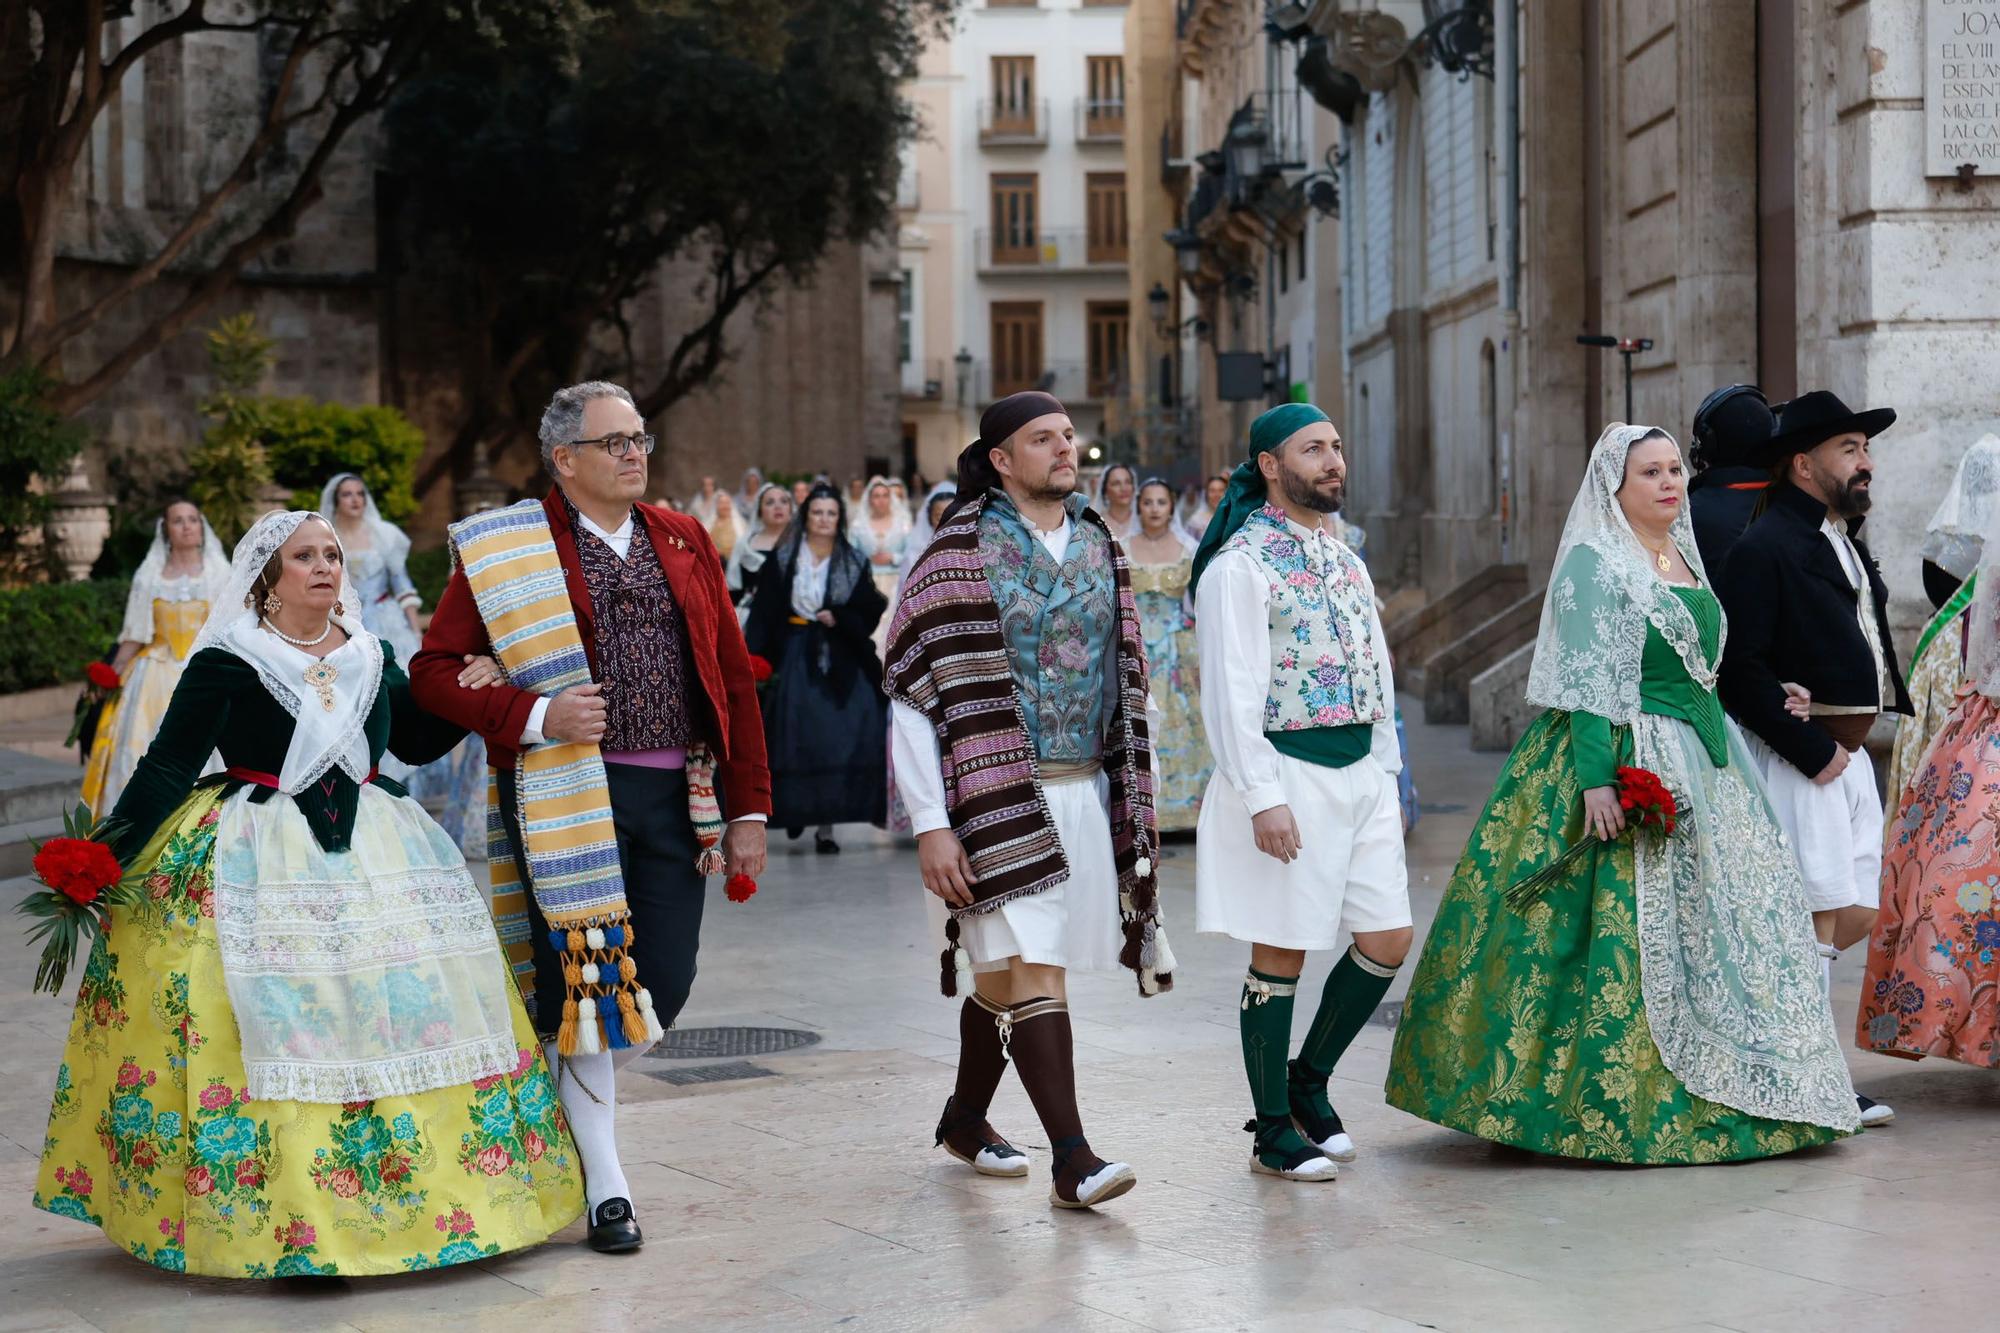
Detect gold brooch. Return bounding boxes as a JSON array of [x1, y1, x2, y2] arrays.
[[303, 659, 339, 711]]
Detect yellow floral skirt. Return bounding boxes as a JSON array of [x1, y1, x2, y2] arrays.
[[33, 788, 584, 1277]]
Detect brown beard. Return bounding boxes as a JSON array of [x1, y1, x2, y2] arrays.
[[1278, 463, 1344, 514]]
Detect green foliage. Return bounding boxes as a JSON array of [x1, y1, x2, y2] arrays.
[[185, 315, 277, 547], [182, 313, 427, 541], [384, 0, 957, 444], [0, 580, 129, 693], [0, 365, 88, 536], [262, 399, 428, 522], [407, 545, 454, 609]]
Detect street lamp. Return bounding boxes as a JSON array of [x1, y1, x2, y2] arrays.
[[1164, 228, 1204, 277], [954, 346, 973, 405], [1146, 282, 1171, 332], [1225, 113, 1269, 183]]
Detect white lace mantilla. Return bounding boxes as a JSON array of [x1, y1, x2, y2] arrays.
[[210, 785, 517, 1105], [1526, 424, 1722, 725], [1630, 713, 1861, 1133]]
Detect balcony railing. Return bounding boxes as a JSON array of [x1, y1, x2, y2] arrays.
[[1076, 98, 1125, 143], [977, 98, 1049, 145], [975, 227, 1129, 272], [900, 358, 945, 400], [970, 360, 1110, 405]]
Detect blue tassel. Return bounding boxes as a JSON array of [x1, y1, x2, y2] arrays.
[[604, 1012, 631, 1049]]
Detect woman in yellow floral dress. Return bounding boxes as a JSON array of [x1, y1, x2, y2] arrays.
[[81, 501, 230, 814], [1127, 478, 1210, 830], [1385, 425, 1858, 1163], [36, 511, 583, 1277]]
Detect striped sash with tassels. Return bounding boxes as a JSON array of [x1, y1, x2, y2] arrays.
[[449, 499, 680, 1056]]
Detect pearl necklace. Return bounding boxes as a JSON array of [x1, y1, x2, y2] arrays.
[[264, 617, 333, 648]]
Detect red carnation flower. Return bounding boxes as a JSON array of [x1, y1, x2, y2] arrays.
[[725, 873, 758, 904], [33, 837, 122, 907], [85, 662, 121, 690], [748, 654, 774, 683]]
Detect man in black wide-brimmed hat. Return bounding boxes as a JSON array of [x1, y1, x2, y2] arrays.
[[1717, 389, 1910, 1130]]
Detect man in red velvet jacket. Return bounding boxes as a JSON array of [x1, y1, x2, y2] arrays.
[[412, 380, 769, 1253]]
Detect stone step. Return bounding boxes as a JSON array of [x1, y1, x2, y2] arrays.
[[0, 814, 66, 879], [0, 747, 83, 828]]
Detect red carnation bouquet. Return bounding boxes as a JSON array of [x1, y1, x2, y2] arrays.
[[724, 873, 758, 904], [64, 660, 123, 748], [747, 655, 775, 689], [1504, 765, 1681, 911], [19, 804, 141, 995]]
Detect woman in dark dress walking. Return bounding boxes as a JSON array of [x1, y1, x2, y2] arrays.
[[746, 482, 889, 851]]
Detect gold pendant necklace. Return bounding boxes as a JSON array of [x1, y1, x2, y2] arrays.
[[1640, 538, 1673, 575], [302, 659, 339, 711]]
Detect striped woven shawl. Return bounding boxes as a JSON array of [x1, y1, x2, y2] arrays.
[[883, 491, 1173, 997], [448, 500, 672, 1056]]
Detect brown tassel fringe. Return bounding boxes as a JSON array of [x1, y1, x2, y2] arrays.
[[939, 916, 962, 997]]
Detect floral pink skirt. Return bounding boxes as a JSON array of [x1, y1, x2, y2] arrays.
[[1858, 690, 2000, 1067]]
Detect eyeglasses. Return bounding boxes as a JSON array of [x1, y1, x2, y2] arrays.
[[569, 432, 657, 458]]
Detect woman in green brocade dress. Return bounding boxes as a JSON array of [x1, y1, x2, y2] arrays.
[[1385, 424, 1859, 1164]]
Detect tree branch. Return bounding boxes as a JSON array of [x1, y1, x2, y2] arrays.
[[31, 14, 333, 359], [633, 248, 786, 419]]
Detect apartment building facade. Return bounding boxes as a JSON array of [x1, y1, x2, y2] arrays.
[[898, 0, 1136, 485]]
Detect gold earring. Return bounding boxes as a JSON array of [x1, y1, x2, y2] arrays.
[[264, 590, 283, 614], [333, 599, 345, 617]]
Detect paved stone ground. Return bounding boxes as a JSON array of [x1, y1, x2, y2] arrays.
[[3, 700, 1995, 1331]]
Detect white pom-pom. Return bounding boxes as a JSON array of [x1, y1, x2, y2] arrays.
[[636, 987, 656, 1013], [580, 962, 600, 985], [1154, 927, 1179, 976], [953, 947, 971, 971], [1134, 856, 1153, 878], [576, 1019, 602, 1055], [585, 927, 606, 951]]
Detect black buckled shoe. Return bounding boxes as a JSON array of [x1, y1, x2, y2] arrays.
[[934, 1095, 1030, 1177], [587, 1197, 643, 1253]]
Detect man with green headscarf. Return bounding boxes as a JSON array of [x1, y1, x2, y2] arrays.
[[1190, 403, 1411, 1182]]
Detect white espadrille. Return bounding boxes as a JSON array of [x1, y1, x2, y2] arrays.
[[1051, 1160, 1136, 1209]]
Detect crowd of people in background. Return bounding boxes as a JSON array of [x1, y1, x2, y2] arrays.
[[660, 460, 1401, 854]]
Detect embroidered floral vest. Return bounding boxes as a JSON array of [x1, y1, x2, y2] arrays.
[[1221, 504, 1388, 731], [978, 492, 1118, 761]]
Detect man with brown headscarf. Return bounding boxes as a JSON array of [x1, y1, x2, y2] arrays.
[[884, 391, 1174, 1211]]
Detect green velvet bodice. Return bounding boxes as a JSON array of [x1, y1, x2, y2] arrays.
[[1569, 584, 1728, 789], [102, 643, 464, 862]]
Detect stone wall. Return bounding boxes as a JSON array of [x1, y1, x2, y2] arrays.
[[1794, 0, 2000, 642]]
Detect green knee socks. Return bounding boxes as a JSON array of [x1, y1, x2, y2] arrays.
[[1239, 968, 1315, 1162], [1297, 943, 1400, 1081]]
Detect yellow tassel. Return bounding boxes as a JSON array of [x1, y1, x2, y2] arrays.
[[556, 997, 579, 1056], [621, 1003, 648, 1046]]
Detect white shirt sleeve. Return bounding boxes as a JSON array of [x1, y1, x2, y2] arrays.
[[519, 695, 550, 746], [1363, 564, 1402, 775], [890, 699, 952, 836], [1195, 549, 1290, 816]]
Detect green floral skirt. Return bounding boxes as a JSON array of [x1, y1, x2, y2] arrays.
[[34, 787, 585, 1276], [1384, 711, 1845, 1164]]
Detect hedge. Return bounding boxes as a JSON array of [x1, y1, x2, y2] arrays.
[[0, 579, 130, 694], [407, 545, 453, 610]]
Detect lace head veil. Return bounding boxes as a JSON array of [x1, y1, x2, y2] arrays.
[[1921, 433, 2000, 583], [121, 503, 233, 644], [1524, 423, 1721, 725], [319, 472, 412, 564], [1966, 501, 2000, 700], [195, 511, 365, 655]]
